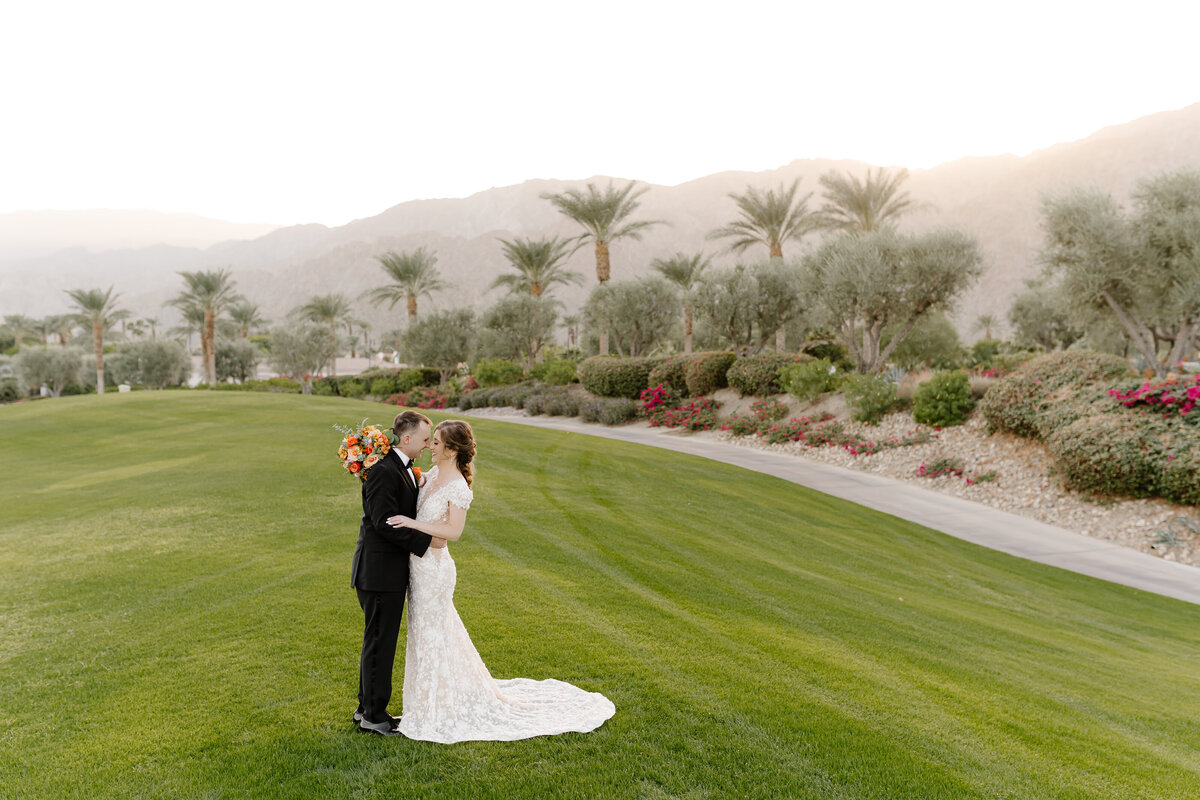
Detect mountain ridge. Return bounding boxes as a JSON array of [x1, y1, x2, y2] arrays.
[[4, 102, 1199, 337]]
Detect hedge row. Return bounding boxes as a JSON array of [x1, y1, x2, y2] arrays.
[[579, 351, 768, 399], [315, 367, 441, 398]]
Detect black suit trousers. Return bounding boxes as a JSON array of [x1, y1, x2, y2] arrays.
[[357, 587, 407, 723]]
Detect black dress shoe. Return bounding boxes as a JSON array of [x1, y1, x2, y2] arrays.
[[354, 709, 399, 725], [357, 718, 402, 736]]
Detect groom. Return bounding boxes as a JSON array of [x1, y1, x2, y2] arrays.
[[351, 410, 434, 736]]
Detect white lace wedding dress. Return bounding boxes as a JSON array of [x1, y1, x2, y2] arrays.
[[398, 466, 616, 743]]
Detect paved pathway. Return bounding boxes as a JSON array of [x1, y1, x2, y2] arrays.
[[463, 412, 1200, 607]]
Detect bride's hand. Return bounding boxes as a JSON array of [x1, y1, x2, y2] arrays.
[[387, 514, 413, 528], [429, 537, 448, 549]]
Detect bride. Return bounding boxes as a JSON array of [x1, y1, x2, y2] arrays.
[[385, 419, 615, 743]]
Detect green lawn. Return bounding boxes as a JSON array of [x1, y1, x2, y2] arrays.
[[2, 392, 1199, 799]]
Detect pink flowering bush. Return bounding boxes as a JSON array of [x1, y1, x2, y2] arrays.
[[386, 386, 451, 409], [640, 384, 721, 430], [1109, 374, 1200, 421]]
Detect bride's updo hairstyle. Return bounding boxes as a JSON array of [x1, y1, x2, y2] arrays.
[[436, 420, 477, 487]]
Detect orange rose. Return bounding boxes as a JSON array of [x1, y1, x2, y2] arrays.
[[348, 461, 362, 473], [347, 436, 359, 446], [364, 453, 380, 469]]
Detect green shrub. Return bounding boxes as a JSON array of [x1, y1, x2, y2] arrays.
[[544, 393, 581, 417], [979, 351, 1133, 438], [579, 397, 639, 425], [1049, 413, 1165, 498], [359, 367, 430, 397], [312, 379, 337, 396], [339, 379, 366, 399], [726, 353, 809, 397], [841, 373, 899, 425], [683, 351, 736, 396], [524, 387, 571, 416], [1160, 440, 1200, 506], [969, 339, 1003, 367], [456, 387, 497, 410], [647, 357, 691, 397], [473, 358, 526, 387], [912, 370, 975, 427], [781, 359, 841, 403], [530, 359, 578, 385], [489, 381, 540, 408], [578, 356, 657, 399], [0, 376, 22, 403]]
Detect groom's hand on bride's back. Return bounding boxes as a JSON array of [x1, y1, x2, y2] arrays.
[[429, 537, 447, 549]]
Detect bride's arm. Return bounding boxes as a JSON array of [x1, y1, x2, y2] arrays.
[[386, 505, 467, 541]]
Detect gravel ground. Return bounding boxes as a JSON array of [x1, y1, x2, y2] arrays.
[[713, 411, 1200, 567]]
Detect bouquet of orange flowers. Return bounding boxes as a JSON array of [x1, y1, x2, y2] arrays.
[[334, 420, 397, 482]]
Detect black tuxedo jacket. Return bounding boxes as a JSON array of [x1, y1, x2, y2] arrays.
[[350, 449, 432, 591]]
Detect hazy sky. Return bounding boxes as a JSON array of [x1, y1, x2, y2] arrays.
[[3, 0, 1198, 226]]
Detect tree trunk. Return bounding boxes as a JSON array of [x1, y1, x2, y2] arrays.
[[684, 304, 694, 355], [407, 294, 418, 319], [595, 242, 611, 283], [1101, 291, 1163, 376], [330, 322, 338, 376], [775, 327, 786, 353], [203, 309, 216, 385], [1164, 318, 1200, 371], [876, 313, 922, 370], [769, 244, 783, 260], [92, 320, 105, 394]]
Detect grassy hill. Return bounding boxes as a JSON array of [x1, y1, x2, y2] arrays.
[[2, 392, 1199, 799]]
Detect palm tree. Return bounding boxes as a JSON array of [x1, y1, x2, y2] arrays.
[[168, 305, 205, 351], [816, 167, 916, 233], [709, 180, 816, 351], [34, 314, 76, 347], [169, 268, 241, 386], [562, 314, 581, 350], [3, 314, 36, 348], [298, 293, 351, 375], [64, 286, 126, 394], [229, 301, 267, 338], [708, 179, 817, 260], [143, 317, 160, 339], [975, 313, 998, 340], [369, 248, 446, 320], [541, 181, 664, 354], [651, 252, 712, 354], [492, 236, 584, 298]]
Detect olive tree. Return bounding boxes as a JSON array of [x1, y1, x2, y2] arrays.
[[477, 296, 557, 367], [14, 346, 85, 396], [803, 228, 984, 373], [215, 337, 260, 383], [268, 322, 339, 394], [108, 339, 192, 388], [1039, 170, 1200, 375], [1007, 278, 1081, 352], [405, 309, 476, 382], [583, 277, 678, 357], [690, 261, 805, 356]]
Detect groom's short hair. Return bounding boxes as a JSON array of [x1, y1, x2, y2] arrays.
[[393, 410, 432, 439]]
